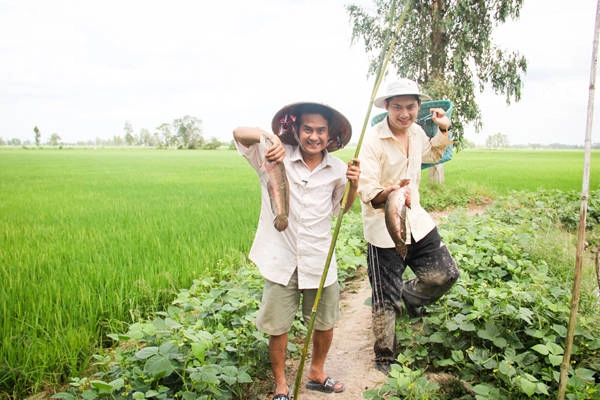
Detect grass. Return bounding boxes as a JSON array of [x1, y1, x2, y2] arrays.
[[442, 148, 600, 193], [1, 146, 598, 397], [0, 148, 260, 396], [337, 147, 600, 195]]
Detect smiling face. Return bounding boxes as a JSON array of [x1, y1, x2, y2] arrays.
[[385, 95, 420, 134], [296, 113, 330, 158]]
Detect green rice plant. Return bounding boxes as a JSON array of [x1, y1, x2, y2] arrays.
[[340, 147, 600, 205], [0, 149, 261, 396], [442, 149, 600, 194]]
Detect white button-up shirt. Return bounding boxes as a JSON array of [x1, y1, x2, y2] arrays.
[[236, 140, 347, 289], [358, 118, 451, 248]]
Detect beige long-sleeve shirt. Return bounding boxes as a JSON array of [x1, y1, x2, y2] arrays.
[[358, 118, 452, 248]]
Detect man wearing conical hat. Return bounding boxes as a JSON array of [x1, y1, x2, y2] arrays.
[[358, 79, 460, 374], [233, 102, 360, 399]]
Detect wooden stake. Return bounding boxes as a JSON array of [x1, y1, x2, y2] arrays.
[[557, 0, 600, 398]]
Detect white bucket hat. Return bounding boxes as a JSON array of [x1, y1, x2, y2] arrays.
[[374, 78, 431, 108]]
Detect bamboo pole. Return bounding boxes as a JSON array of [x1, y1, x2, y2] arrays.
[[557, 0, 600, 398], [291, 1, 412, 398]]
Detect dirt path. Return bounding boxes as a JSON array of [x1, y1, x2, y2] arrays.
[[257, 270, 385, 400], [290, 272, 386, 399]]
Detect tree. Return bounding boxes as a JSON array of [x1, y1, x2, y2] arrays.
[[155, 123, 174, 148], [138, 128, 157, 147], [33, 126, 41, 146], [124, 121, 136, 146], [173, 115, 203, 149], [485, 132, 509, 148], [203, 137, 222, 150], [113, 135, 124, 146], [48, 133, 62, 146], [347, 0, 527, 147]]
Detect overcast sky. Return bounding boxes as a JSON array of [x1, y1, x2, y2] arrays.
[[1, 0, 599, 146]]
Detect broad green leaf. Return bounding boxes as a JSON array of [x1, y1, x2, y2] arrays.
[[551, 324, 567, 336], [575, 367, 597, 382], [144, 354, 175, 378], [90, 380, 113, 390], [459, 321, 477, 332], [492, 336, 507, 347], [548, 354, 563, 366], [472, 383, 492, 395], [428, 331, 446, 343], [80, 390, 98, 400], [135, 346, 159, 360], [165, 317, 183, 329], [546, 342, 563, 355], [108, 378, 124, 391], [498, 361, 515, 377], [436, 358, 456, 366], [237, 371, 253, 383], [536, 382, 550, 395], [519, 377, 537, 396], [531, 344, 549, 355], [191, 342, 207, 361], [159, 341, 179, 356], [482, 358, 497, 370], [524, 327, 544, 338], [516, 307, 534, 324], [451, 350, 465, 362], [445, 320, 460, 331], [197, 366, 220, 385], [492, 255, 504, 264], [467, 348, 491, 364]]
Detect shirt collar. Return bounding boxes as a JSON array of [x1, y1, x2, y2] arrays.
[[374, 117, 416, 139], [286, 144, 333, 168]]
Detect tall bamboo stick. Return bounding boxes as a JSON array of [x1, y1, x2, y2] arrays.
[[557, 0, 600, 398]]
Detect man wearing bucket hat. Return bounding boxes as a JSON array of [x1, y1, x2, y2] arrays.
[[233, 102, 360, 399], [357, 78, 460, 374]]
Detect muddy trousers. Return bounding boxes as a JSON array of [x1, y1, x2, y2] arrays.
[[367, 228, 459, 363]]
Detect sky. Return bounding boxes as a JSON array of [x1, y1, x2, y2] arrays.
[[1, 0, 599, 146]]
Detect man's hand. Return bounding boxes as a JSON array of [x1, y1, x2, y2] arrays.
[[430, 107, 451, 132], [264, 134, 286, 163], [346, 158, 360, 188], [371, 179, 411, 209]]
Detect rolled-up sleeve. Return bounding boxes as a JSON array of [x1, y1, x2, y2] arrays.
[[422, 132, 453, 164], [357, 136, 384, 205]]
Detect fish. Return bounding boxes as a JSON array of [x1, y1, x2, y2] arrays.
[[261, 134, 289, 232], [384, 179, 411, 259]]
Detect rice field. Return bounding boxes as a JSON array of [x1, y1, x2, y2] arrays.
[[0, 146, 598, 396], [440, 148, 599, 193], [0, 148, 261, 396]]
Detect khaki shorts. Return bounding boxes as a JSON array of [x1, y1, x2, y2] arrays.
[[255, 270, 340, 336]]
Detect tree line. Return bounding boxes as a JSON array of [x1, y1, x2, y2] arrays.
[[0, 116, 234, 150]]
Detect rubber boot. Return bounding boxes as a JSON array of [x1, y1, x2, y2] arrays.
[[372, 308, 397, 373]]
